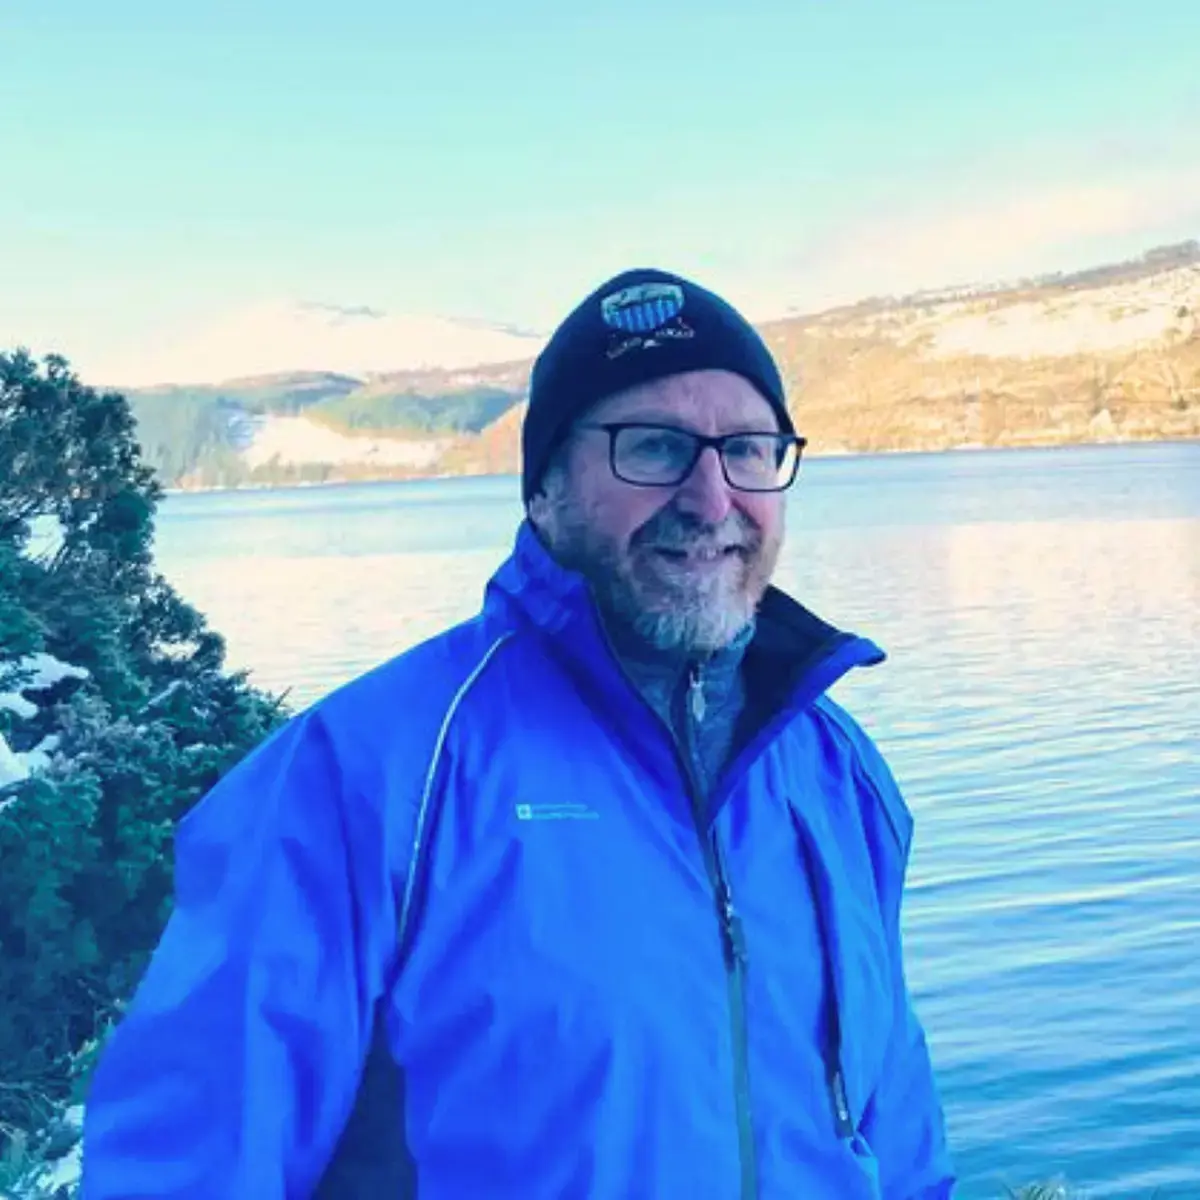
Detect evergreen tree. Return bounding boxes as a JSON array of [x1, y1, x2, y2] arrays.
[[0, 350, 288, 1152]]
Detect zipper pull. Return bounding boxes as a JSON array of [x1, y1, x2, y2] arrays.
[[722, 905, 748, 968], [716, 878, 748, 968], [830, 1066, 855, 1139], [688, 663, 706, 722]]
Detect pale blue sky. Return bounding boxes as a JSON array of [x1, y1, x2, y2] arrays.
[[2, 0, 1198, 379]]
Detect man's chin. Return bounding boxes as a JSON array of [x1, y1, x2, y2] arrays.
[[619, 583, 756, 651], [586, 547, 767, 652], [636, 606, 754, 654]]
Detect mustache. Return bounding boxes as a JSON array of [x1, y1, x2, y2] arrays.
[[631, 508, 762, 553]]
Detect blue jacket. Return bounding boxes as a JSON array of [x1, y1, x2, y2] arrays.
[[81, 521, 955, 1199]]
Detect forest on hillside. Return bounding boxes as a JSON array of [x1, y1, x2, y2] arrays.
[[125, 373, 527, 487]]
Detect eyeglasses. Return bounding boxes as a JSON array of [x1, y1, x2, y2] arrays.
[[577, 422, 806, 492]]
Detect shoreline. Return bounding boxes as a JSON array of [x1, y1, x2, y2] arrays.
[[159, 434, 1199, 497]]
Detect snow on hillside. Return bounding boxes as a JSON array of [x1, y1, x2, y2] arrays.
[[921, 265, 1200, 360], [240, 414, 451, 469], [99, 300, 546, 388]]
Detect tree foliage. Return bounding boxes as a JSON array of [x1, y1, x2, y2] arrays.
[[122, 375, 525, 488], [0, 350, 288, 1147], [309, 384, 519, 434]]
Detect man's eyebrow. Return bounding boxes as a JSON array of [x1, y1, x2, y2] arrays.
[[597, 412, 777, 431], [595, 411, 680, 425]]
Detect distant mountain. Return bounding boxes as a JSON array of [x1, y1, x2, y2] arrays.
[[318, 361, 531, 435], [784, 239, 1200, 322], [116, 240, 1200, 490], [99, 299, 545, 388], [1027, 238, 1200, 294], [127, 372, 362, 488], [125, 362, 532, 488]]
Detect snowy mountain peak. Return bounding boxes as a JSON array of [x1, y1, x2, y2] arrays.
[[98, 300, 547, 389]]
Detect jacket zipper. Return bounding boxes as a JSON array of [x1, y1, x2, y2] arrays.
[[586, 612, 766, 1197], [681, 663, 758, 1200], [589, 613, 864, 1183], [580, 630, 761, 1195]]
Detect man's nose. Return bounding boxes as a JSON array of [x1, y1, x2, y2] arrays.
[[673, 447, 734, 524]]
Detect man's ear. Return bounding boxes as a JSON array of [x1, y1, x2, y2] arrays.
[[526, 486, 552, 533], [526, 448, 569, 535]]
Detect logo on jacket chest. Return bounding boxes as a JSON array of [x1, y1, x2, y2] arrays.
[[515, 801, 601, 822]]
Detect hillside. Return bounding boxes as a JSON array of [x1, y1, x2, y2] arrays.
[[125, 362, 531, 487], [444, 241, 1200, 473], [120, 241, 1200, 489]]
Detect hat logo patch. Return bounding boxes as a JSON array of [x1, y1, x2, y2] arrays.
[[600, 282, 694, 359]]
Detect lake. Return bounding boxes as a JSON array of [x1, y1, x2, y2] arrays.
[[153, 442, 1200, 1199]]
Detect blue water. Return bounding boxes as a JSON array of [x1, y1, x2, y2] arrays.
[[154, 443, 1200, 1198]]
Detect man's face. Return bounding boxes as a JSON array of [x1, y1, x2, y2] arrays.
[[530, 369, 788, 655]]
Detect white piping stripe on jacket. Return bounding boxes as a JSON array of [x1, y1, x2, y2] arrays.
[[396, 630, 513, 950]]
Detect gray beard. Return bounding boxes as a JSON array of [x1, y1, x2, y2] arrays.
[[536, 497, 773, 656], [593, 556, 759, 655]]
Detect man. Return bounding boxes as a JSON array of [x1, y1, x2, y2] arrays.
[[81, 268, 955, 1198]]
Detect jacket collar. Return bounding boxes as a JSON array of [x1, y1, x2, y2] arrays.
[[485, 519, 885, 717]]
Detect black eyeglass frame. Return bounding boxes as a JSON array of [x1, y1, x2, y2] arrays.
[[576, 421, 807, 493]]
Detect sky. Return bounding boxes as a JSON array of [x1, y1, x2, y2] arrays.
[[2, 0, 1198, 382]]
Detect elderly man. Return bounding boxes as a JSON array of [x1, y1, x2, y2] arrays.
[[82, 269, 955, 1198]]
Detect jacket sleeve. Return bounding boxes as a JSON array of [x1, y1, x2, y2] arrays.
[[80, 710, 399, 1199], [843, 713, 957, 1200]]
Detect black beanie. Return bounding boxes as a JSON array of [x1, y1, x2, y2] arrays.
[[521, 267, 792, 503]]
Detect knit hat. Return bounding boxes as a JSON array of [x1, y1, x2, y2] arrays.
[[521, 267, 792, 502]]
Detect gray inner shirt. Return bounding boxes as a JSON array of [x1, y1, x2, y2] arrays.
[[606, 618, 755, 800]]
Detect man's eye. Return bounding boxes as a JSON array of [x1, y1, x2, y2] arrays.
[[725, 437, 770, 461], [630, 433, 687, 457]]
